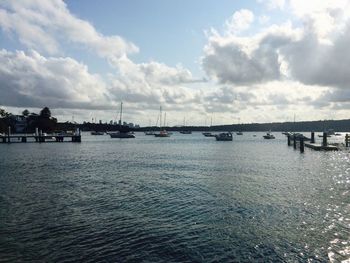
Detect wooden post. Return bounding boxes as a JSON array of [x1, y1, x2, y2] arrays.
[[287, 135, 291, 146], [311, 132, 315, 143], [322, 132, 327, 147], [300, 137, 304, 153], [346, 134, 349, 147], [293, 135, 297, 149]]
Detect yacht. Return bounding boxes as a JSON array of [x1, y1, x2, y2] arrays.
[[91, 131, 104, 135], [179, 130, 192, 134], [110, 131, 135, 139], [154, 106, 171, 138], [215, 132, 233, 141], [110, 102, 135, 139], [263, 132, 275, 139], [202, 132, 215, 137], [154, 130, 170, 137], [236, 131, 243, 135]]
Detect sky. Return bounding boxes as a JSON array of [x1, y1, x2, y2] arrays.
[[1, 0, 350, 126]]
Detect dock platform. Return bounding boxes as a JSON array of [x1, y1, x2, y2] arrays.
[[304, 143, 338, 151], [0, 134, 81, 143]]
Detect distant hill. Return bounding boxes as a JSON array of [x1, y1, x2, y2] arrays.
[[140, 119, 350, 132]]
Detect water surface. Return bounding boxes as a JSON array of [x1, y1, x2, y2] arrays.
[[0, 132, 349, 262]]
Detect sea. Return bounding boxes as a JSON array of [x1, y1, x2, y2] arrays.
[[0, 132, 349, 262]]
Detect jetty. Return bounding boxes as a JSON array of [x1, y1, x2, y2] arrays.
[[286, 132, 348, 152], [0, 127, 81, 143]]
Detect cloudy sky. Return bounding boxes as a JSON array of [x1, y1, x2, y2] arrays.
[[1, 0, 350, 126]]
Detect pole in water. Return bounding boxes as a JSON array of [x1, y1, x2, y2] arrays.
[[311, 132, 315, 143], [300, 137, 304, 153], [293, 135, 297, 149], [322, 132, 327, 146], [346, 134, 349, 147], [287, 135, 291, 146]]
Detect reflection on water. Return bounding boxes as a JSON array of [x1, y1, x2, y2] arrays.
[[0, 132, 349, 262]]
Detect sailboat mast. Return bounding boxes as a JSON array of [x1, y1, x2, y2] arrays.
[[159, 106, 162, 131], [120, 102, 123, 126], [164, 112, 166, 127]]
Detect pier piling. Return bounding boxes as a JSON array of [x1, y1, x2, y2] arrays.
[[287, 135, 291, 146], [311, 132, 315, 143], [322, 132, 327, 147], [346, 134, 349, 147], [300, 137, 304, 153], [293, 135, 297, 149]]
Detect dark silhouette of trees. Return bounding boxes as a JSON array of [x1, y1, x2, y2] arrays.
[[0, 108, 10, 117], [40, 107, 51, 118], [22, 109, 30, 116]]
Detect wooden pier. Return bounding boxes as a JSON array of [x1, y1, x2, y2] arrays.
[[286, 132, 349, 152], [0, 127, 81, 143]]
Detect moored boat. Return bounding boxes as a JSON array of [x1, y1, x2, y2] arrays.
[[154, 130, 170, 137], [203, 132, 215, 137], [91, 131, 104, 135], [215, 132, 233, 141], [263, 132, 275, 139], [110, 131, 135, 138]]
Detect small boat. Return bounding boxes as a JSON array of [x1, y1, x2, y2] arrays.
[[215, 132, 233, 141], [236, 131, 243, 135], [263, 132, 275, 139], [110, 131, 135, 139], [154, 130, 170, 137], [203, 132, 215, 137], [179, 130, 192, 134], [154, 106, 171, 138], [91, 131, 104, 135], [109, 102, 135, 139]]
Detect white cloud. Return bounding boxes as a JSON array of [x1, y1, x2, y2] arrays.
[[225, 9, 254, 35], [257, 0, 285, 10], [0, 49, 111, 109], [0, 0, 138, 58]]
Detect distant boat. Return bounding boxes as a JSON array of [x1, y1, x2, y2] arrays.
[[91, 131, 104, 135], [179, 130, 192, 134], [144, 131, 155, 135], [202, 132, 215, 137], [154, 130, 170, 137], [110, 102, 135, 139], [110, 131, 135, 138], [215, 132, 233, 141], [154, 106, 171, 138], [236, 131, 243, 135], [263, 132, 275, 139]]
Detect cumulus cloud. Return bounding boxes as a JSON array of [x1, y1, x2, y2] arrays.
[[0, 49, 112, 109], [225, 9, 254, 35], [203, 2, 350, 96], [0, 0, 138, 58], [258, 0, 286, 10]]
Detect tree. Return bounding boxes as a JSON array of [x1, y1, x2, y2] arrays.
[[22, 109, 30, 116], [0, 108, 7, 117], [40, 107, 51, 118]]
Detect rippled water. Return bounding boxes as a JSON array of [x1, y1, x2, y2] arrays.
[[0, 132, 349, 262]]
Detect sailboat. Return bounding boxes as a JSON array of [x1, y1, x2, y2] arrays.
[[109, 102, 135, 139], [154, 106, 170, 137], [179, 117, 192, 134]]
